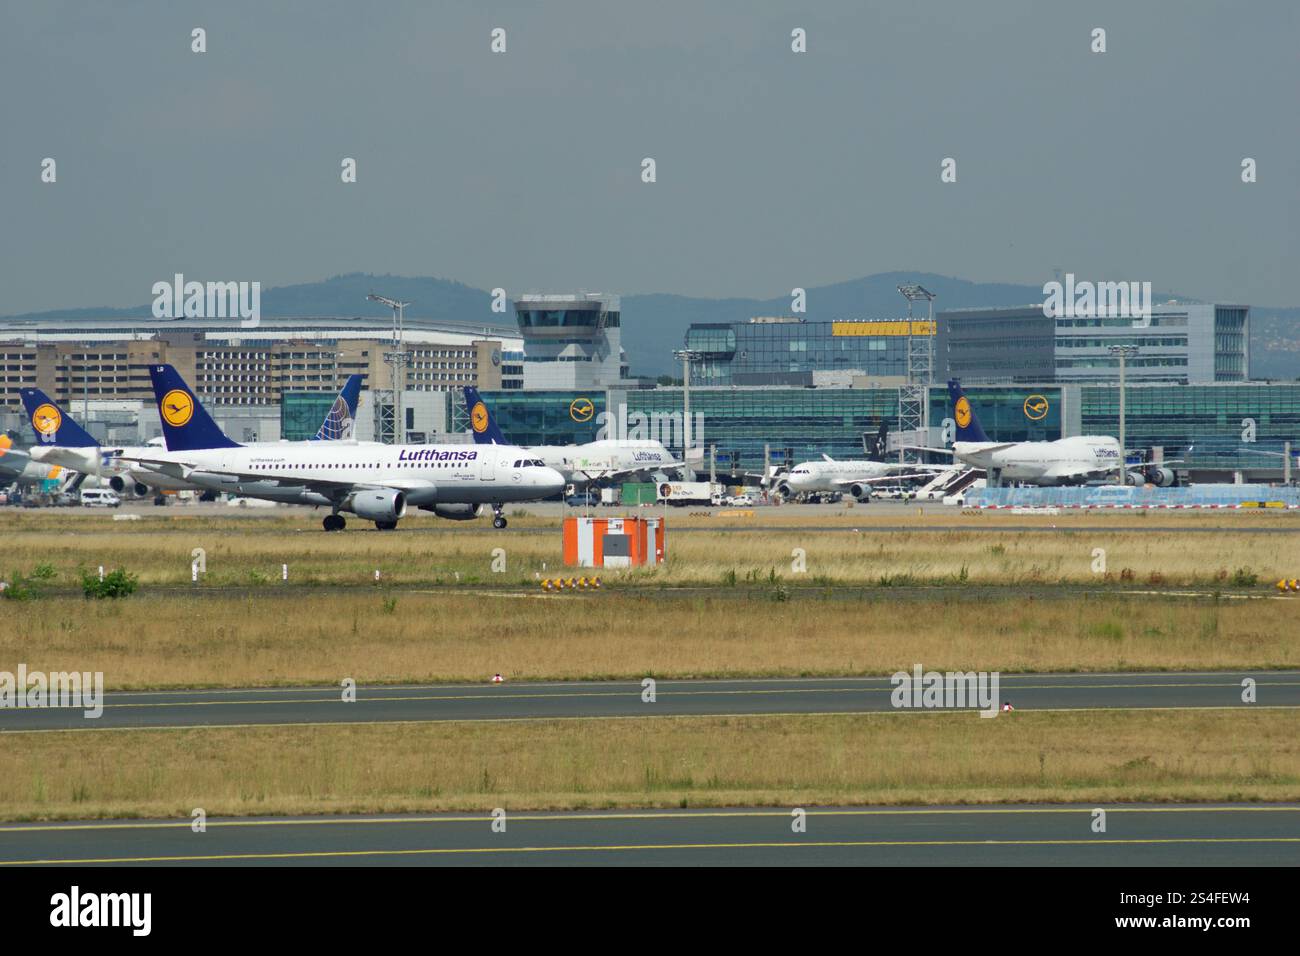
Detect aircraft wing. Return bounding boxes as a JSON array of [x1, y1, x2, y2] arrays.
[[120, 456, 436, 498], [901, 445, 957, 456], [828, 471, 946, 487], [575, 460, 686, 482], [1041, 464, 1108, 481]]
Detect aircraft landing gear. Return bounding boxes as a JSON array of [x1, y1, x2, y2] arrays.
[[323, 513, 347, 532], [374, 520, 397, 531], [492, 504, 507, 530]]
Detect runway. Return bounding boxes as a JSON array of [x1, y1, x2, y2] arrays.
[[3, 672, 1294, 733], [1, 804, 1295, 866]]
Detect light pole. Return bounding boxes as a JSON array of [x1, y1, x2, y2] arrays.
[[1109, 344, 1138, 483], [897, 284, 936, 465], [673, 348, 703, 480], [368, 293, 411, 444]]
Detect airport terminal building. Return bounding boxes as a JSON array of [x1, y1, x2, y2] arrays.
[[3, 295, 1297, 483], [0, 314, 523, 412], [936, 302, 1249, 385], [684, 316, 929, 387]]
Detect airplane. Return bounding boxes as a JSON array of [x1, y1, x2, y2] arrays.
[[917, 379, 1166, 487], [0, 435, 67, 490], [462, 386, 681, 486], [121, 365, 565, 531], [20, 376, 365, 500], [772, 420, 948, 501], [775, 457, 947, 501]]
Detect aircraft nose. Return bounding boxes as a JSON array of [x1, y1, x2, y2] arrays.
[[537, 467, 566, 494]]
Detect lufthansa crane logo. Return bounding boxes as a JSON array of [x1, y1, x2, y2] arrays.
[[32, 403, 62, 437], [1023, 394, 1049, 421], [161, 389, 195, 427], [569, 397, 595, 423], [471, 401, 490, 433], [954, 396, 972, 429]]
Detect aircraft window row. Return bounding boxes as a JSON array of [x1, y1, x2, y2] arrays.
[[247, 461, 470, 471]]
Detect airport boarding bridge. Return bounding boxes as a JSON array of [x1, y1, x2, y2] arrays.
[[966, 484, 1300, 510]]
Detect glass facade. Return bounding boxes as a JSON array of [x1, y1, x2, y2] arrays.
[[281, 391, 338, 441], [928, 385, 1065, 443], [685, 319, 923, 386], [515, 308, 619, 329], [445, 382, 1300, 478], [451, 390, 607, 447], [938, 304, 1248, 385], [1081, 383, 1300, 470], [1214, 306, 1248, 380], [624, 387, 899, 467]]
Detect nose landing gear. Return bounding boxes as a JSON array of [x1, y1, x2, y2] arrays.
[[492, 504, 507, 529]]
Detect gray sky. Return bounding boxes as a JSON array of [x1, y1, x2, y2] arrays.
[[2, 0, 1297, 315]]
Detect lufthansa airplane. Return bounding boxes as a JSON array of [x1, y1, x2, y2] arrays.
[[462, 386, 679, 485], [20, 376, 365, 500], [923, 380, 1127, 486], [774, 456, 946, 501], [124, 366, 565, 530]]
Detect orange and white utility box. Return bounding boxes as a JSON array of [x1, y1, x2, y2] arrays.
[[563, 516, 666, 568]]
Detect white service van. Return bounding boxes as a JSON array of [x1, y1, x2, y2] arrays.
[[80, 489, 122, 508]]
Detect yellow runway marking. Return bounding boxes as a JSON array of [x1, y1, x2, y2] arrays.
[[3, 704, 1296, 735], [5, 679, 1297, 713], [3, 836, 1299, 866]]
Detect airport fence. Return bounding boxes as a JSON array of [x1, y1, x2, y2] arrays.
[[966, 484, 1300, 510]]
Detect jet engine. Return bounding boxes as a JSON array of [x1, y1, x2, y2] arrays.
[[108, 475, 150, 498], [1144, 467, 1178, 487], [427, 503, 484, 521], [848, 483, 872, 501], [350, 488, 407, 522]]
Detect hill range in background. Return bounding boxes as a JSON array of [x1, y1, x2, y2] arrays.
[[4, 272, 1298, 381]]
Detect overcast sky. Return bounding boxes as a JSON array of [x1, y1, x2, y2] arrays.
[[2, 0, 1296, 315]]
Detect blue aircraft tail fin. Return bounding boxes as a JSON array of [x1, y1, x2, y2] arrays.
[[947, 379, 991, 443], [148, 365, 241, 451], [18, 388, 98, 447], [463, 387, 507, 444], [312, 375, 362, 441]]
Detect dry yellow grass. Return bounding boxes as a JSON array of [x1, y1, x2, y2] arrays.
[[3, 710, 1295, 820], [1, 589, 1295, 689], [1, 510, 1296, 588]]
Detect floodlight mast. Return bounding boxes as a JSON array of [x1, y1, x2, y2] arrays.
[[367, 293, 411, 444], [673, 348, 704, 480], [1109, 344, 1139, 483], [896, 284, 936, 464]]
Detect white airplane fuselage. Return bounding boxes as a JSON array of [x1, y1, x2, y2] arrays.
[[530, 439, 675, 483], [780, 459, 933, 496], [953, 435, 1121, 484], [28, 440, 364, 495], [135, 442, 565, 507]]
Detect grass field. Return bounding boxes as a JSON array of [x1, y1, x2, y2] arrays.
[[2, 509, 1296, 590], [1, 589, 1295, 688], [2, 710, 1295, 820]]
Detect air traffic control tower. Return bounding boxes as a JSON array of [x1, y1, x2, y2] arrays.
[[513, 293, 627, 390]]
